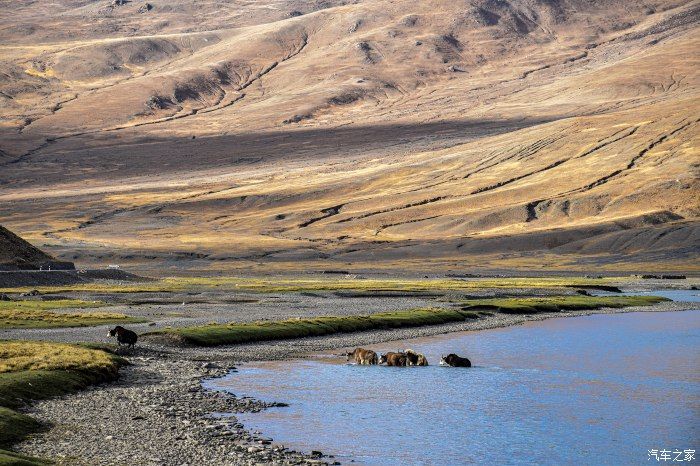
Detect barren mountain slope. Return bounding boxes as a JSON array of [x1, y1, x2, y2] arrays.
[[0, 224, 74, 270], [0, 0, 698, 273]]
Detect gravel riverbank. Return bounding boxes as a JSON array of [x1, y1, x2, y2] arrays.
[[17, 352, 331, 466], [13, 300, 697, 465]]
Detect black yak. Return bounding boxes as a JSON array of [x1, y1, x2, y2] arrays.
[[108, 326, 138, 348], [440, 353, 471, 367]]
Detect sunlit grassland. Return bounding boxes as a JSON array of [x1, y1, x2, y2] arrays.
[[0, 341, 124, 464], [172, 276, 630, 293], [0, 300, 144, 329], [0, 341, 121, 373], [0, 275, 636, 295]]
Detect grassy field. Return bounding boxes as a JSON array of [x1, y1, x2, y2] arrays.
[[0, 276, 635, 296], [0, 300, 145, 329], [0, 341, 121, 373], [459, 295, 669, 314], [151, 295, 666, 346], [0, 341, 124, 465]]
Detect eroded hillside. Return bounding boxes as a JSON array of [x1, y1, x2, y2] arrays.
[[0, 0, 698, 273]]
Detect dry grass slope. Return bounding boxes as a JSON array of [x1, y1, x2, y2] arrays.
[[0, 0, 697, 273], [0, 300, 144, 329]]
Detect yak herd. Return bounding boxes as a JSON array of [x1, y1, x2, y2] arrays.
[[346, 347, 472, 367], [106, 325, 473, 369]]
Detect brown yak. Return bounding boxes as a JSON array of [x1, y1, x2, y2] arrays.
[[346, 347, 378, 365], [404, 349, 428, 366], [379, 352, 407, 366]]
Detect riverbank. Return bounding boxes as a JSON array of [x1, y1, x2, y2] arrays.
[[12, 300, 696, 465], [0, 342, 125, 465]]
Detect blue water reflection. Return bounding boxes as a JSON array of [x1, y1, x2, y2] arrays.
[[209, 310, 700, 465]]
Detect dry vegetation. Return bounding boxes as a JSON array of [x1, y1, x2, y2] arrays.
[[0, 275, 635, 295], [0, 341, 118, 373], [0, 0, 696, 273], [0, 300, 143, 329]]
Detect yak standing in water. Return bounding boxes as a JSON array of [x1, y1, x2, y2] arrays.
[[379, 352, 408, 366], [347, 347, 378, 365], [404, 349, 429, 366], [108, 326, 138, 348], [440, 353, 471, 367]]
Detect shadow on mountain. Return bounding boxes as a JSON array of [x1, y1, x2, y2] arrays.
[[0, 116, 558, 187]]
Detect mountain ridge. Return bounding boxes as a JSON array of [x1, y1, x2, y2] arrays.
[[0, 0, 697, 273]]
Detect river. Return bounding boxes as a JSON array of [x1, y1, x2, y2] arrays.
[[208, 306, 699, 465]]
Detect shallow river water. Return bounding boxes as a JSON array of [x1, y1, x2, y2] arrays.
[[208, 309, 700, 465]]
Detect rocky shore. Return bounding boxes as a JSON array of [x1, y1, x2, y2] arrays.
[[14, 300, 696, 465], [16, 351, 335, 466]]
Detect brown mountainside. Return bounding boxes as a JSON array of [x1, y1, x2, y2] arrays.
[[0, 0, 698, 273]]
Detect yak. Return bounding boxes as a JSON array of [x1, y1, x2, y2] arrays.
[[347, 347, 378, 365], [404, 349, 429, 366], [379, 352, 407, 366], [440, 353, 471, 367], [108, 326, 138, 348]]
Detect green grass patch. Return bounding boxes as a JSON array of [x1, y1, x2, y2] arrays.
[[0, 448, 50, 466], [459, 295, 668, 315], [152, 308, 483, 346], [0, 300, 144, 329], [153, 294, 668, 347], [0, 408, 40, 452], [0, 341, 125, 375], [0, 341, 124, 460]]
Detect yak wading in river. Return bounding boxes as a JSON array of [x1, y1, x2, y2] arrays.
[[347, 347, 379, 365]]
